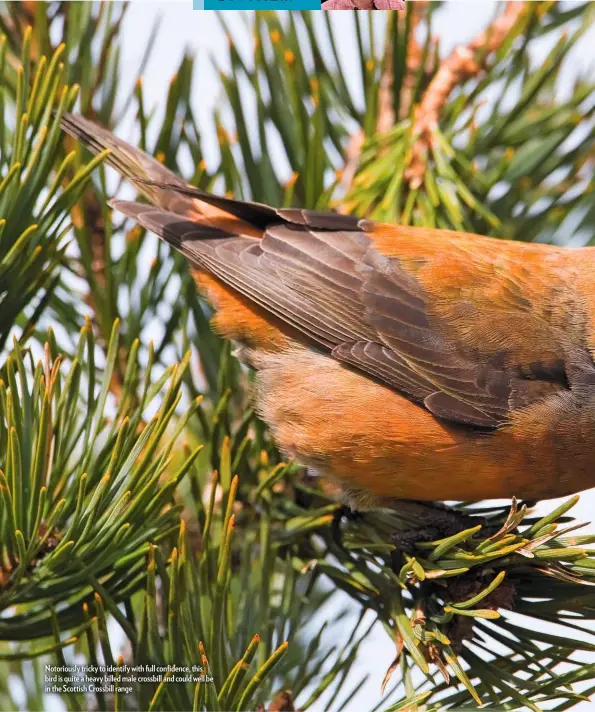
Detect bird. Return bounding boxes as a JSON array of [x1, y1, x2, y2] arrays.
[[60, 112, 595, 508]]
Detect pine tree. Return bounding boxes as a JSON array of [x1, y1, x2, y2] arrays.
[[1, 3, 595, 711]]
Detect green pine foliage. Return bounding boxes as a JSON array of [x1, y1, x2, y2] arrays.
[[0, 3, 595, 711]]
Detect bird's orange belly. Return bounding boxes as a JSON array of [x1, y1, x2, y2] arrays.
[[254, 349, 580, 503]]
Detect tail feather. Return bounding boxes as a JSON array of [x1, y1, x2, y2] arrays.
[[60, 112, 268, 237], [61, 112, 364, 238], [61, 113, 193, 212]]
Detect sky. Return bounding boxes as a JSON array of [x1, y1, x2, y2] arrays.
[[45, 3, 595, 711]]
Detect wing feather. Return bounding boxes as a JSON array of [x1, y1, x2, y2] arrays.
[[62, 111, 581, 430], [111, 197, 576, 429]]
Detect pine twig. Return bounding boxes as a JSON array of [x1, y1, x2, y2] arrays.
[[339, 130, 365, 195], [376, 45, 396, 136], [339, 26, 406, 196], [405, 1, 527, 189], [340, 4, 432, 199], [399, 0, 433, 121]]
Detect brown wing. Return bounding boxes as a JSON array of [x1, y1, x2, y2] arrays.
[[61, 112, 585, 430], [110, 198, 581, 429]]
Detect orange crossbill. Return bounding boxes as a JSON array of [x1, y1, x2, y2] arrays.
[[61, 113, 595, 508]]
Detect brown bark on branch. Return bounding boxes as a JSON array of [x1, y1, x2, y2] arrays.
[[404, 1, 527, 189], [339, 2, 431, 199], [399, 0, 432, 121]]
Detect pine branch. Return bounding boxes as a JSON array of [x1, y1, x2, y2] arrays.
[[405, 1, 527, 189], [270, 485, 595, 709], [0, 30, 107, 356], [398, 0, 434, 121], [0, 321, 201, 642]]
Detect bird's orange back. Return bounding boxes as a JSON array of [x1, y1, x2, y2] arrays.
[[370, 222, 589, 367]]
